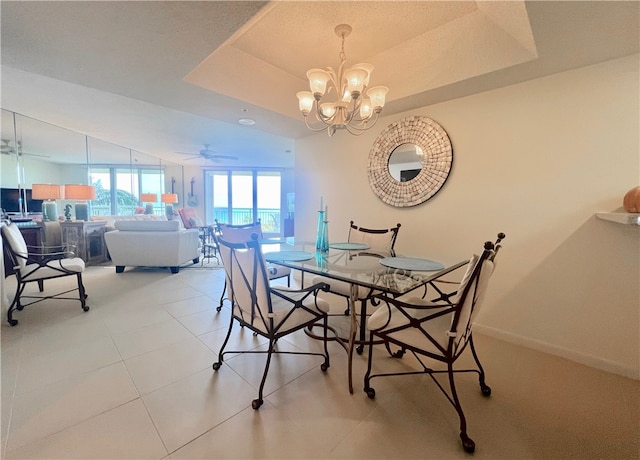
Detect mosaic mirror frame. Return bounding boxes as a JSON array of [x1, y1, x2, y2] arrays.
[[367, 116, 453, 207]]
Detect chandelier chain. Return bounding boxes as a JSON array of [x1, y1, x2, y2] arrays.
[[339, 34, 347, 63]]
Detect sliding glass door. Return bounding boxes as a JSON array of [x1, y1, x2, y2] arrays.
[[205, 170, 282, 236]]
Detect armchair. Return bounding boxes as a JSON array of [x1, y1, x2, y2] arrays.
[[363, 233, 505, 453], [1, 222, 89, 326], [212, 232, 331, 409]]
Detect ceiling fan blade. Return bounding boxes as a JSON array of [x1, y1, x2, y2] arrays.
[[209, 155, 238, 160], [23, 151, 51, 158]]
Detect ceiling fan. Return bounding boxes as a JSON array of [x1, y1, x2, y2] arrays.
[[176, 144, 239, 163], [1, 139, 50, 158]]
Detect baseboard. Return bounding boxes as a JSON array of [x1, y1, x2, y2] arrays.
[[473, 323, 640, 381]]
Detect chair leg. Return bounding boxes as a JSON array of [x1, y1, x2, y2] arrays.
[[253, 338, 276, 410], [212, 315, 234, 371], [447, 362, 475, 453], [469, 335, 491, 396], [363, 330, 376, 398], [77, 274, 90, 312], [217, 280, 227, 312], [6, 281, 25, 326], [356, 299, 368, 355], [321, 315, 330, 371]]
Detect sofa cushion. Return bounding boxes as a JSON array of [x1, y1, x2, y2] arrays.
[[115, 220, 180, 232]]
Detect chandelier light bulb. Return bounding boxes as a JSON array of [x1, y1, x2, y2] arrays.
[[367, 86, 389, 111], [307, 69, 330, 97], [344, 67, 368, 97], [297, 91, 314, 114], [352, 63, 374, 86], [320, 103, 336, 118], [360, 98, 373, 119]]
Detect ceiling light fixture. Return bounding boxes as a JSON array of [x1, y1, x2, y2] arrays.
[[297, 24, 388, 137]]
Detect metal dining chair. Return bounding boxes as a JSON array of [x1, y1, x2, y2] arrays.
[[212, 232, 331, 409], [313, 221, 401, 353], [363, 233, 505, 453]]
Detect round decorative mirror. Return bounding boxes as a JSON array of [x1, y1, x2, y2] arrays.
[[368, 116, 452, 207]]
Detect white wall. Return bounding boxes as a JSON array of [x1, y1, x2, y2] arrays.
[[295, 55, 640, 379]]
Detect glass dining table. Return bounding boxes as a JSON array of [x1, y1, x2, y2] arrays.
[[262, 238, 468, 394]]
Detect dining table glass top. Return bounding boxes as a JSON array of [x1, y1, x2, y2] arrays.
[[261, 239, 468, 297]]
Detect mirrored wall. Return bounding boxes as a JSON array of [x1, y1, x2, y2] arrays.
[[1, 109, 184, 219]]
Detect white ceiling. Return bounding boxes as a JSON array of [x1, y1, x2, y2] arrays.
[[1, 1, 638, 167]]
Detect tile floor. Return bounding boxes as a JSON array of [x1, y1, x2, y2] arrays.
[[1, 262, 638, 459]]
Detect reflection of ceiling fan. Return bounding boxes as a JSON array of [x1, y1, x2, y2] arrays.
[[176, 144, 238, 163], [1, 139, 50, 158]]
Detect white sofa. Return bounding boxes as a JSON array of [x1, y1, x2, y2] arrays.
[[92, 214, 171, 232], [104, 220, 201, 273]]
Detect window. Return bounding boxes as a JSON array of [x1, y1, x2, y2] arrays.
[[90, 167, 165, 216]]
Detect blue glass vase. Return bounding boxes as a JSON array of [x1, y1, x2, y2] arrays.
[[316, 211, 329, 252]]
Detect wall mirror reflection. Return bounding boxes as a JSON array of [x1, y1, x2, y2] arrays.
[[388, 143, 424, 182], [0, 109, 183, 220]]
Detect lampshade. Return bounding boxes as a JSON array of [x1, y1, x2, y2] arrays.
[[140, 193, 158, 203], [161, 193, 178, 204], [64, 184, 96, 201], [32, 184, 64, 200]]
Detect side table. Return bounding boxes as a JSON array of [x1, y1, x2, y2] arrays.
[[60, 221, 107, 265]]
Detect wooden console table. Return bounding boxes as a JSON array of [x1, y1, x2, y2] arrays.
[[60, 221, 107, 265]]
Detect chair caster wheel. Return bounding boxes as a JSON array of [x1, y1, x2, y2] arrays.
[[461, 434, 475, 453], [356, 345, 364, 355], [320, 362, 329, 372], [252, 398, 263, 410], [8, 319, 18, 326], [216, 306, 222, 312], [16, 305, 24, 311], [365, 387, 376, 399], [82, 306, 90, 312], [212, 362, 221, 371], [481, 384, 492, 396]]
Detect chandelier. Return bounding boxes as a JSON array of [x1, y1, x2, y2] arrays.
[[296, 24, 389, 136]]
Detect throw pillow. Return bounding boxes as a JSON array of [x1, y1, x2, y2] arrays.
[[189, 217, 203, 227]]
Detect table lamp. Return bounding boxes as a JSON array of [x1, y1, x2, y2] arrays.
[[140, 193, 158, 215], [65, 184, 96, 221], [31, 184, 64, 221], [161, 193, 178, 219]]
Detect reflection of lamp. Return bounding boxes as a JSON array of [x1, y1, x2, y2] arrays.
[[140, 193, 158, 215], [161, 193, 178, 219], [32, 184, 64, 221], [296, 24, 388, 137], [65, 184, 96, 221]]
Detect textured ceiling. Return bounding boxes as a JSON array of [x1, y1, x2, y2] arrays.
[[1, 1, 638, 166]]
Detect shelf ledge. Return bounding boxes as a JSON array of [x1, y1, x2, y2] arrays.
[[596, 212, 640, 226]]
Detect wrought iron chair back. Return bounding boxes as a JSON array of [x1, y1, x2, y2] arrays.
[[214, 219, 290, 311], [347, 220, 401, 252], [363, 233, 505, 453]]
